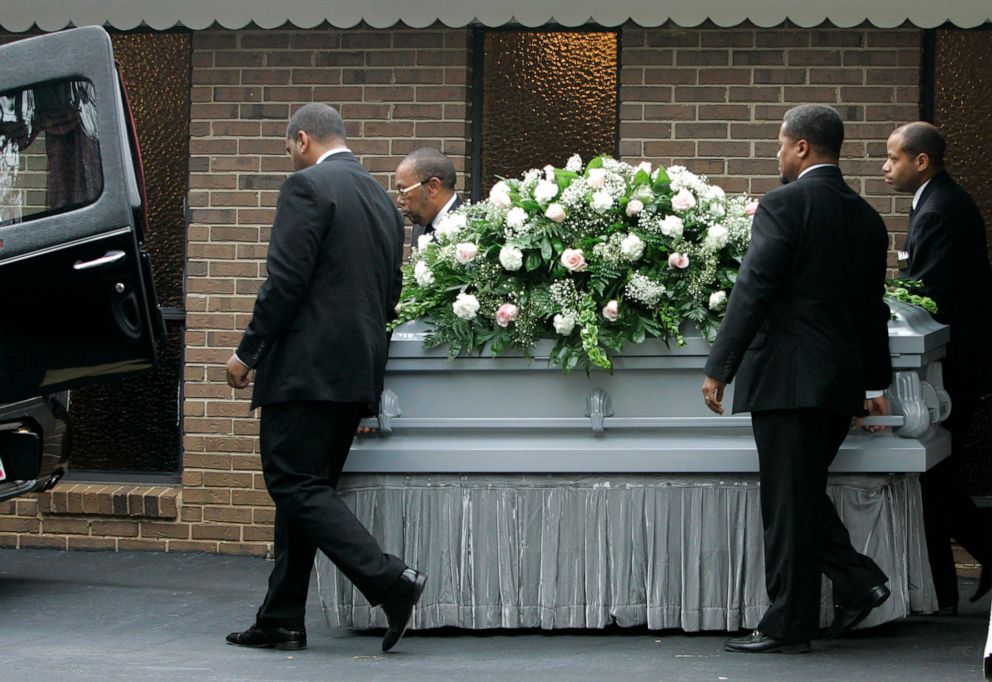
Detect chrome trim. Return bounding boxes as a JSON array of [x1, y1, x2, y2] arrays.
[[0, 227, 132, 267], [73, 249, 126, 270]]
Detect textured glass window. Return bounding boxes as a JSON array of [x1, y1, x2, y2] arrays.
[[68, 32, 190, 475], [932, 27, 992, 496], [479, 31, 618, 195]]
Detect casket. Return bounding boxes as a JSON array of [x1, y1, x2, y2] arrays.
[[317, 301, 950, 632]]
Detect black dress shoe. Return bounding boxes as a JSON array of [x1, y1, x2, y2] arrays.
[[970, 565, 992, 603], [226, 624, 306, 651], [725, 630, 811, 654], [824, 584, 890, 639], [381, 567, 427, 652]]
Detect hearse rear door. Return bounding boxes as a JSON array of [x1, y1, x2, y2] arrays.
[[0, 26, 163, 404]]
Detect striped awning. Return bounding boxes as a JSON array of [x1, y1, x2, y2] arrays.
[[2, 0, 991, 32]]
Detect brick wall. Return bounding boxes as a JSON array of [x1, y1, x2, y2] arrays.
[[620, 23, 921, 255], [180, 25, 473, 556], [1, 22, 930, 555]]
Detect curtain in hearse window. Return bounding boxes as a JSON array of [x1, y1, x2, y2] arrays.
[[0, 79, 103, 226]]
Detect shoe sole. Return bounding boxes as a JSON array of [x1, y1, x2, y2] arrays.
[[226, 640, 307, 651], [725, 642, 811, 654], [384, 573, 427, 653]]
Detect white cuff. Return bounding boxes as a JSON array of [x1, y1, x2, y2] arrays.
[[865, 390, 884, 399]]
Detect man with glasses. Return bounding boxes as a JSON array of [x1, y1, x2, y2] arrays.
[[394, 148, 461, 249]]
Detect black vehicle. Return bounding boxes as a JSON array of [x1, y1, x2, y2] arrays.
[[0, 27, 163, 501]]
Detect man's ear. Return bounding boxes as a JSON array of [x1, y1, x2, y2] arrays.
[[795, 138, 810, 159], [424, 176, 441, 197], [295, 130, 310, 154], [915, 152, 931, 173]]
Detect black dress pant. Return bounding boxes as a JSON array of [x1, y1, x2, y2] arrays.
[[920, 393, 992, 608], [752, 409, 888, 641], [254, 400, 405, 630]]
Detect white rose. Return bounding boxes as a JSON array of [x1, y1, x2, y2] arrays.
[[543, 164, 556, 182], [534, 179, 559, 204], [506, 206, 529, 229], [709, 291, 728, 310], [553, 313, 576, 335], [671, 188, 696, 212], [591, 190, 614, 213], [565, 154, 583, 172], [625, 199, 644, 217], [659, 215, 684, 238], [602, 299, 619, 322], [452, 292, 480, 320], [637, 161, 652, 176], [499, 246, 523, 271], [705, 224, 729, 249], [587, 167, 607, 189], [414, 260, 435, 287], [490, 191, 512, 209], [709, 202, 726, 218], [455, 242, 478, 265], [417, 234, 433, 251], [435, 213, 467, 241], [545, 203, 566, 224], [490, 180, 510, 197], [620, 233, 645, 262]]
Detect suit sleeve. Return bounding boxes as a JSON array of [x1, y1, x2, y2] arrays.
[[704, 195, 795, 382], [236, 172, 328, 368], [862, 218, 893, 391], [907, 209, 954, 322], [388, 210, 405, 323]]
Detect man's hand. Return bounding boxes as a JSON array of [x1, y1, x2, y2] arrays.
[[226, 353, 251, 389], [701, 375, 726, 415], [855, 395, 888, 433]]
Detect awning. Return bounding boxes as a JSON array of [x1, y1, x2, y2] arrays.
[[2, 0, 991, 32]]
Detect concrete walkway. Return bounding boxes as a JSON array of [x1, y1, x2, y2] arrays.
[[0, 548, 987, 681]]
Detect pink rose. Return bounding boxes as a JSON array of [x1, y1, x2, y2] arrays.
[[587, 168, 607, 189], [545, 203, 566, 223], [455, 242, 478, 264], [745, 200, 759, 216], [495, 303, 519, 328], [671, 188, 696, 212], [668, 252, 690, 269], [602, 300, 619, 322], [560, 248, 588, 272]]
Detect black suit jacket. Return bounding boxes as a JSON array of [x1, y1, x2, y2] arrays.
[[237, 152, 405, 410], [409, 196, 462, 248], [705, 166, 891, 415], [900, 170, 992, 398]]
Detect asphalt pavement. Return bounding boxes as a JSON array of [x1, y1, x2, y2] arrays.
[[0, 548, 988, 681]]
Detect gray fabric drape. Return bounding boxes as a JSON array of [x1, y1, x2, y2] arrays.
[[316, 474, 936, 631]]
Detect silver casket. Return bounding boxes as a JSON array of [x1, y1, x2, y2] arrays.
[[317, 300, 950, 632]]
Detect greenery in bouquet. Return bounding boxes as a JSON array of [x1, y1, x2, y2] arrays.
[[884, 278, 938, 316], [391, 154, 755, 372]]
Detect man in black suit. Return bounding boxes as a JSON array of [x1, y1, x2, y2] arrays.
[[884, 121, 992, 614], [703, 104, 892, 653], [395, 148, 461, 249], [224, 103, 425, 653]]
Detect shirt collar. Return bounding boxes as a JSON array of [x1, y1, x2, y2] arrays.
[[798, 163, 837, 179], [912, 178, 933, 210], [315, 147, 350, 165], [431, 194, 459, 229]]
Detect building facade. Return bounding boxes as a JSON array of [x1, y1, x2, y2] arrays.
[[0, 4, 990, 556]]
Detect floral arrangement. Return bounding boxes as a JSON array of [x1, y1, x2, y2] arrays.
[[391, 154, 755, 371]]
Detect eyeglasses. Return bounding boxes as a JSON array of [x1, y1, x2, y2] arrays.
[[396, 177, 434, 200]]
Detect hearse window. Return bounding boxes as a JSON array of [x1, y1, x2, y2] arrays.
[[0, 78, 103, 227]]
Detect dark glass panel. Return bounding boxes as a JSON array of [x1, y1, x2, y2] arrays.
[[481, 31, 618, 193]]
